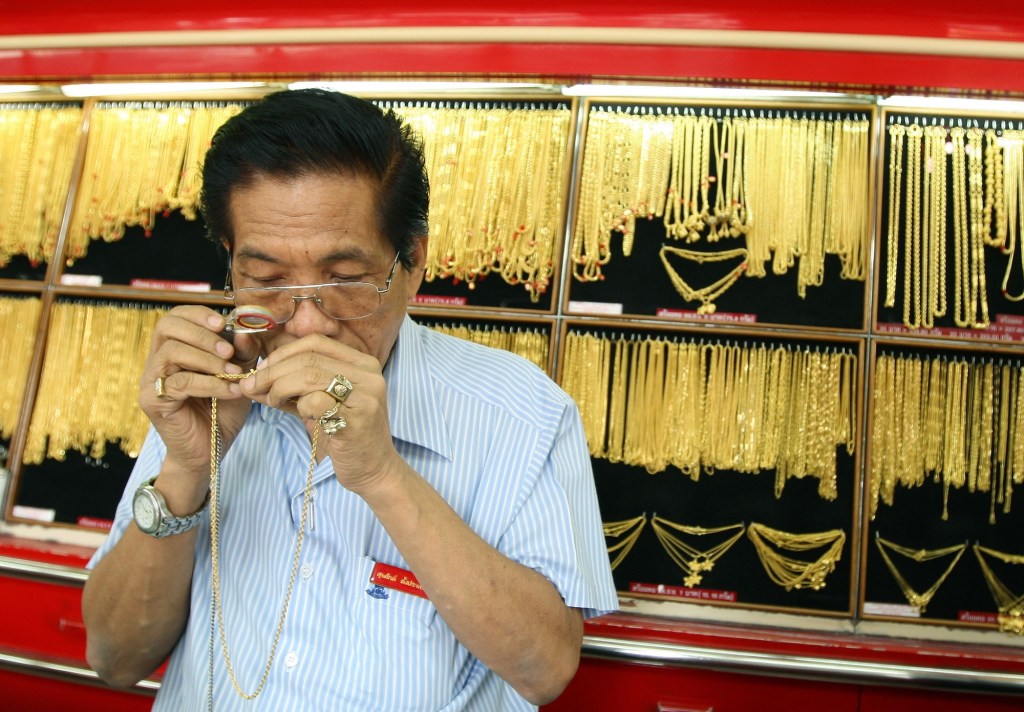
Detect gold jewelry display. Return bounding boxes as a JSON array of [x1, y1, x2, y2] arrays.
[[0, 296, 42, 439], [747, 522, 845, 591], [973, 543, 1024, 635], [560, 330, 857, 498], [23, 301, 165, 464], [651, 516, 745, 588], [869, 352, 1024, 521], [881, 115, 1024, 327], [573, 106, 869, 298], [874, 534, 966, 613], [209, 373, 316, 700], [423, 321, 549, 372], [392, 102, 571, 301], [603, 514, 647, 570], [65, 102, 245, 264], [0, 104, 82, 266]]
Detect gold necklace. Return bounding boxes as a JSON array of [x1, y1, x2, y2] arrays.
[[746, 522, 845, 591], [651, 516, 745, 588], [874, 535, 966, 612], [209, 377, 316, 701], [658, 244, 748, 314], [974, 543, 1024, 635], [603, 514, 647, 571], [1001, 131, 1024, 301], [0, 296, 41, 440], [903, 123, 924, 328]]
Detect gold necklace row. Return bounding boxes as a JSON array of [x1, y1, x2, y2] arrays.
[[869, 352, 1024, 522], [605, 513, 845, 592], [23, 301, 165, 464], [0, 296, 42, 440], [882, 121, 1024, 328], [571, 110, 870, 296], [65, 103, 244, 264], [561, 331, 858, 499], [425, 321, 549, 372], [0, 104, 82, 266], [393, 105, 571, 302]]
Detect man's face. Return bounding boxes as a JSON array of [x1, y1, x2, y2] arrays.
[[226, 171, 424, 366]]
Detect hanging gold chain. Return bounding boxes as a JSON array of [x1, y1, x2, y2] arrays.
[[208, 371, 317, 701]]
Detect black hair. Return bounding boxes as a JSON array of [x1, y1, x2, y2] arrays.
[[200, 88, 429, 269]]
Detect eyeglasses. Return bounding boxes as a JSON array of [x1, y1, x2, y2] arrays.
[[228, 252, 402, 324]]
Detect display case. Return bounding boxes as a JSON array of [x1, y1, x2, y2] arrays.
[[4, 3, 1024, 711]]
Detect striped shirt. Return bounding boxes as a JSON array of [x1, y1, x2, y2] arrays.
[[89, 316, 618, 711]]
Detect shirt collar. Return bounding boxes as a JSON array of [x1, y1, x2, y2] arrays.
[[257, 316, 452, 460], [384, 316, 453, 460]]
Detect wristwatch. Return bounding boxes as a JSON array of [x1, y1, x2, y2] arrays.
[[132, 477, 208, 538]]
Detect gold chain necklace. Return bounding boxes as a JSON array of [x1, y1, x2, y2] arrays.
[[874, 534, 966, 612], [651, 516, 745, 588], [208, 374, 317, 701], [1001, 131, 1024, 301], [747, 522, 846, 592], [974, 543, 1024, 635], [658, 244, 748, 314], [603, 514, 647, 571]]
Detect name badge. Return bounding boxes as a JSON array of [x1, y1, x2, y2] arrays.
[[369, 561, 428, 599]]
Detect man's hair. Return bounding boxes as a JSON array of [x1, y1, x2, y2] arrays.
[[200, 88, 429, 268]]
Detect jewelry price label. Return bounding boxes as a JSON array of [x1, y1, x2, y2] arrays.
[[629, 581, 738, 603]]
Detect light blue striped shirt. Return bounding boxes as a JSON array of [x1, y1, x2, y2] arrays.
[[89, 316, 618, 711]]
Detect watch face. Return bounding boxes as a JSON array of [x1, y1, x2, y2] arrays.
[[133, 490, 158, 532]]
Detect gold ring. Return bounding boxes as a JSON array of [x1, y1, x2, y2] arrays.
[[154, 376, 172, 401], [324, 374, 354, 403], [318, 402, 347, 435]]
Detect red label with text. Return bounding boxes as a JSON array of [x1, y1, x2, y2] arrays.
[[370, 562, 428, 599]]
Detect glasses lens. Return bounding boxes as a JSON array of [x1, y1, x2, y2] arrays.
[[235, 282, 383, 322], [234, 289, 295, 325], [317, 282, 381, 320]]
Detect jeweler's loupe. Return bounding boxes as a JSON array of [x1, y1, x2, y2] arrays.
[[224, 305, 277, 334]]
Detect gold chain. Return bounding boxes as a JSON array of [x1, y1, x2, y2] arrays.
[[651, 516, 745, 588], [973, 543, 1024, 635], [658, 244, 748, 314], [603, 514, 647, 571], [208, 371, 316, 701], [874, 534, 966, 612], [0, 297, 42, 439], [747, 522, 845, 591]]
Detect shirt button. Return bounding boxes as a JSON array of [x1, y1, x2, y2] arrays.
[[300, 564, 314, 580], [285, 652, 299, 670]]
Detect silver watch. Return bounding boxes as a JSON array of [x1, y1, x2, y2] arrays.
[[132, 477, 208, 538]]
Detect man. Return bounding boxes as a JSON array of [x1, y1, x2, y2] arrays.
[[82, 88, 617, 710]]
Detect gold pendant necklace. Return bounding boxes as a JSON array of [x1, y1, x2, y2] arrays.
[[874, 534, 966, 613], [651, 516, 745, 588], [208, 373, 318, 701]]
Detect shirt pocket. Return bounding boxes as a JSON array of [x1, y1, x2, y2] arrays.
[[355, 555, 438, 628]]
